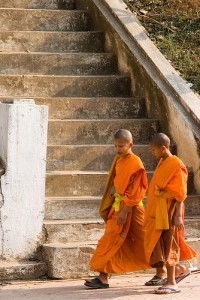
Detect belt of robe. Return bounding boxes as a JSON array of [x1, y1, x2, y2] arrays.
[[113, 192, 143, 212], [155, 185, 173, 230]]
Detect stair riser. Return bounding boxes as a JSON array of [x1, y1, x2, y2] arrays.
[[35, 97, 147, 119], [45, 172, 194, 197], [44, 219, 200, 244], [184, 220, 200, 239], [0, 75, 130, 98], [46, 145, 156, 171], [0, 262, 47, 280], [45, 196, 199, 220], [185, 197, 200, 216], [0, 10, 89, 31], [42, 239, 200, 278], [0, 53, 117, 75], [48, 119, 158, 145], [45, 199, 100, 220], [42, 244, 96, 279], [0, 0, 76, 9], [44, 222, 104, 243], [0, 32, 104, 53]]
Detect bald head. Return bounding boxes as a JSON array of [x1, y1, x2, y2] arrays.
[[150, 133, 170, 149], [114, 129, 133, 143]]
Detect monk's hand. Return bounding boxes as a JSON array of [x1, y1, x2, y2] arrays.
[[117, 206, 130, 226], [173, 214, 184, 231]]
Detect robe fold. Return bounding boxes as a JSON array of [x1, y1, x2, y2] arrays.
[[90, 153, 150, 273], [144, 155, 196, 267]]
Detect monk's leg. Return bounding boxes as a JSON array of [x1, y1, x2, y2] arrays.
[[166, 265, 177, 286]]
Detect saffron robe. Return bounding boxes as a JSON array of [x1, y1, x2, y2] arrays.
[[90, 153, 150, 273], [144, 155, 196, 267]]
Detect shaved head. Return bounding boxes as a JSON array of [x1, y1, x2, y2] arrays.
[[150, 133, 170, 149], [114, 129, 133, 143]]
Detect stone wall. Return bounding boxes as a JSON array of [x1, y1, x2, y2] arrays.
[[77, 0, 200, 192], [0, 100, 48, 259]]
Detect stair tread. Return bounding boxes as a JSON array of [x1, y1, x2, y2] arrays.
[[43, 241, 98, 248], [0, 52, 113, 56], [44, 217, 200, 225], [44, 219, 103, 225], [43, 237, 200, 248], [0, 260, 45, 267], [0, 74, 126, 78], [0, 8, 86, 12], [47, 144, 149, 147], [0, 30, 102, 33], [48, 118, 157, 121], [45, 196, 101, 201], [45, 194, 199, 200]]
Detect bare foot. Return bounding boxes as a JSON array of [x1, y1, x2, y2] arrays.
[[155, 284, 180, 294], [175, 263, 187, 277]]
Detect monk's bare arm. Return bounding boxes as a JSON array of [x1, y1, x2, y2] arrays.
[[173, 201, 184, 231]]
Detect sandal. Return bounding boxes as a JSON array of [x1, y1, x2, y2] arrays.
[[154, 286, 180, 294], [84, 277, 109, 289], [145, 275, 167, 286], [176, 269, 191, 283]]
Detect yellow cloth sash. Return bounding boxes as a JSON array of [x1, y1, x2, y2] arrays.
[[155, 185, 172, 230], [113, 193, 143, 212], [113, 193, 124, 211]]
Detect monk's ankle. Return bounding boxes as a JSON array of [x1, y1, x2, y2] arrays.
[[99, 272, 108, 284], [156, 267, 166, 279]]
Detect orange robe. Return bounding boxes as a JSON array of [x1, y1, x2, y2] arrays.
[[90, 153, 150, 273], [144, 155, 196, 266]]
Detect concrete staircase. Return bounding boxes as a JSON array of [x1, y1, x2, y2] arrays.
[[0, 0, 199, 279]]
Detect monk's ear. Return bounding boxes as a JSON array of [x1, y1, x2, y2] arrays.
[[161, 145, 166, 151], [130, 142, 133, 148]]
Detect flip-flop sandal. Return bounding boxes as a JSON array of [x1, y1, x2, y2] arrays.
[[84, 278, 109, 289], [145, 275, 167, 286], [175, 270, 191, 283], [154, 287, 181, 294]]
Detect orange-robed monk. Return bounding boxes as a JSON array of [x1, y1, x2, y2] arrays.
[[84, 129, 150, 289], [144, 133, 196, 295]]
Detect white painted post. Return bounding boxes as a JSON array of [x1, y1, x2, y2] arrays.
[[0, 99, 48, 259]]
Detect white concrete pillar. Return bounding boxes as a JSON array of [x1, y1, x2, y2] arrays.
[[0, 99, 48, 259]]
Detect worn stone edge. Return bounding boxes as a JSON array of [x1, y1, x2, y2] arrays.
[[95, 0, 200, 128]]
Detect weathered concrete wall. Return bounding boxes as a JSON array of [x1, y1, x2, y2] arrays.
[[77, 0, 200, 192], [0, 100, 48, 259]]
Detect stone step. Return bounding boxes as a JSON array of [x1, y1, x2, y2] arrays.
[[48, 119, 158, 145], [42, 241, 97, 278], [0, 9, 90, 32], [0, 75, 130, 98], [45, 196, 101, 220], [35, 97, 147, 119], [44, 219, 104, 244], [45, 170, 194, 197], [0, 0, 76, 10], [0, 31, 104, 53], [46, 144, 156, 172], [184, 217, 200, 239], [185, 195, 200, 216], [0, 53, 117, 75], [45, 195, 199, 220], [42, 238, 200, 278], [0, 260, 47, 280], [44, 217, 200, 244]]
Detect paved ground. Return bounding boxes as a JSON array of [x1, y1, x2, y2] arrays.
[[0, 272, 200, 300]]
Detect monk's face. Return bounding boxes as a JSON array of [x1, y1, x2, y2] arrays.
[[114, 139, 133, 157], [149, 143, 167, 159]]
